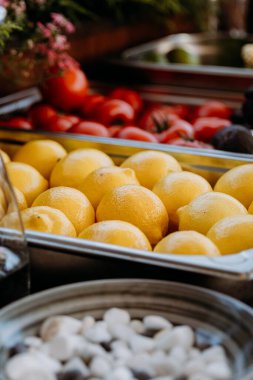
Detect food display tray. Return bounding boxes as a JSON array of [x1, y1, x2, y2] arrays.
[[1, 87, 253, 303], [103, 33, 253, 93]]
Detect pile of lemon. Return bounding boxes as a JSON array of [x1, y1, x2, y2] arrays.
[[1, 139, 253, 257]]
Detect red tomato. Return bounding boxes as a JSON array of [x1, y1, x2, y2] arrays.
[[68, 121, 109, 137], [29, 104, 56, 129], [45, 115, 77, 132], [0, 117, 33, 130], [163, 104, 190, 120], [96, 99, 135, 126], [169, 138, 214, 149], [138, 106, 179, 133], [194, 101, 232, 120], [109, 87, 143, 114], [157, 120, 194, 143], [118, 126, 158, 143], [107, 125, 123, 137], [193, 117, 231, 142], [80, 94, 105, 118], [41, 67, 89, 112]]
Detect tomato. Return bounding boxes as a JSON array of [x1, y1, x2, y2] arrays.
[[0, 117, 33, 130], [163, 104, 190, 120], [96, 99, 135, 126], [107, 125, 123, 137], [193, 117, 231, 142], [193, 101, 232, 120], [68, 121, 109, 137], [109, 87, 143, 114], [29, 104, 57, 129], [118, 126, 158, 143], [45, 114, 78, 132], [138, 105, 179, 133], [41, 67, 89, 112], [157, 119, 194, 143], [168, 138, 214, 149], [80, 94, 105, 118]]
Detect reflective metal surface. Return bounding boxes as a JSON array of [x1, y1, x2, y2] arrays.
[[106, 33, 253, 92], [1, 279, 253, 379]]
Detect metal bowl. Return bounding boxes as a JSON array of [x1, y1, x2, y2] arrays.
[[0, 279, 253, 379]]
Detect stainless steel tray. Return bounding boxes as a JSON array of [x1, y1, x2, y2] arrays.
[[106, 33, 253, 93], [0, 129, 253, 282]]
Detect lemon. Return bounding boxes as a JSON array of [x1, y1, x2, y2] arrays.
[[79, 220, 151, 251], [178, 191, 247, 235], [207, 215, 253, 254], [13, 139, 67, 179], [0, 188, 6, 219], [0, 149, 10, 164], [32, 186, 95, 234], [214, 164, 253, 208], [248, 201, 253, 214], [121, 150, 182, 189], [78, 166, 140, 209], [153, 171, 212, 227], [7, 162, 48, 206], [9, 187, 27, 212], [96, 184, 169, 245], [50, 148, 114, 189], [1, 206, 76, 237], [154, 230, 220, 256]]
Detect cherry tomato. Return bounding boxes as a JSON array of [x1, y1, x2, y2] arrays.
[[157, 120, 194, 143], [45, 115, 78, 132], [118, 126, 158, 143], [29, 104, 57, 129], [96, 99, 135, 126], [68, 121, 109, 137], [0, 117, 33, 130], [80, 94, 105, 118], [193, 117, 231, 142], [107, 125, 123, 137], [193, 101, 232, 120], [138, 105, 179, 133], [168, 137, 214, 149], [41, 67, 89, 112], [109, 87, 143, 114], [163, 104, 190, 120]]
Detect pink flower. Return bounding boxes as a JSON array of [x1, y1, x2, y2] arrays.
[[0, 0, 9, 7], [51, 12, 75, 33]]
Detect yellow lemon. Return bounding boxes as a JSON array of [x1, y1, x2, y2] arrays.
[[8, 187, 28, 213], [13, 139, 67, 179], [1, 206, 76, 237], [120, 150, 182, 189], [214, 164, 253, 208], [152, 171, 212, 227], [32, 186, 95, 234], [78, 166, 139, 209], [0, 149, 10, 164], [96, 184, 169, 245], [178, 191, 247, 235], [207, 215, 253, 254], [79, 220, 151, 251], [248, 201, 253, 214], [50, 148, 114, 189], [7, 162, 48, 206], [154, 230, 220, 256]]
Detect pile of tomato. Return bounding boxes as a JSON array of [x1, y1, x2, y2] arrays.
[[1, 66, 252, 152]]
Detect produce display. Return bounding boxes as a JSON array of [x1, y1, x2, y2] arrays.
[[4, 307, 232, 380], [1, 139, 253, 256], [1, 66, 253, 153]]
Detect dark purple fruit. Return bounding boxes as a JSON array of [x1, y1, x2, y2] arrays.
[[212, 125, 253, 153], [230, 108, 245, 125]]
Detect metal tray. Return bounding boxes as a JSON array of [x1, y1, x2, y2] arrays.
[[105, 33, 253, 93], [1, 128, 253, 279]]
